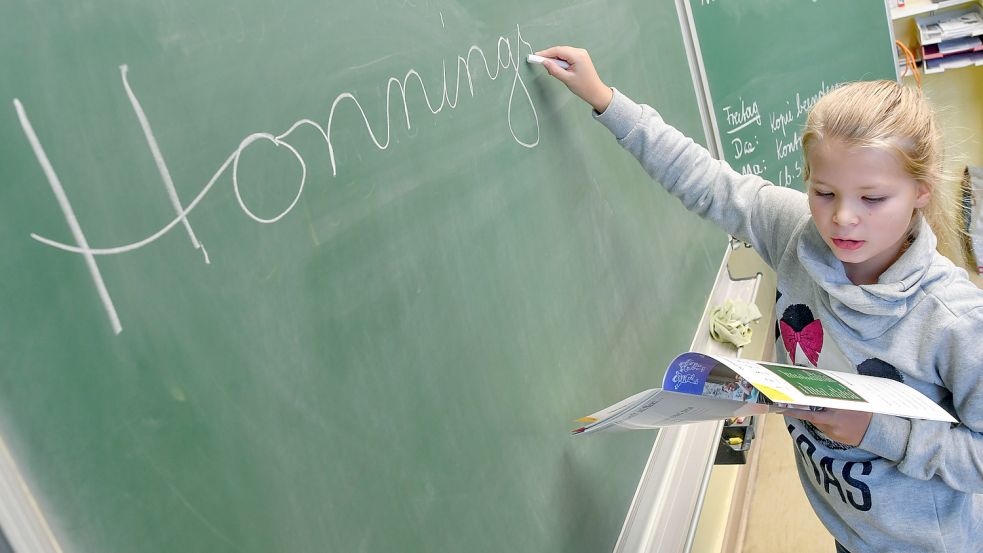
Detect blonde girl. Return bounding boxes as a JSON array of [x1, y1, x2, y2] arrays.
[[536, 46, 983, 553]]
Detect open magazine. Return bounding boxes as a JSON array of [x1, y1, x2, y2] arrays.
[[572, 352, 957, 435]]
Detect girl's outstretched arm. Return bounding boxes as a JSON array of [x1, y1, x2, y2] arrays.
[[535, 45, 809, 269]]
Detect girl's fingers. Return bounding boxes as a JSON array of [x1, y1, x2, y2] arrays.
[[536, 46, 577, 64], [783, 409, 817, 422], [542, 60, 573, 83]]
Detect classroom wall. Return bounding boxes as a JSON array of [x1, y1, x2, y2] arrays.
[[903, 67, 983, 281], [917, 67, 983, 169], [894, 0, 983, 277], [921, 66, 983, 282]]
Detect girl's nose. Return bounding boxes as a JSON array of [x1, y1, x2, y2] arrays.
[[832, 203, 859, 226]]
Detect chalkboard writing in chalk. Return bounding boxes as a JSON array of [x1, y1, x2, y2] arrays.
[[0, 1, 722, 552]]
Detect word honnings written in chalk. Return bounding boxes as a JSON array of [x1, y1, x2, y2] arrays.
[[14, 24, 541, 335]]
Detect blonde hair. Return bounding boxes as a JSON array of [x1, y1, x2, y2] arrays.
[[801, 80, 967, 267]]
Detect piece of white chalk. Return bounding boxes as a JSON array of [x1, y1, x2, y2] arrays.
[[527, 54, 570, 70]]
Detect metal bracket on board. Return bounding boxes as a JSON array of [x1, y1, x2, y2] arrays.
[[724, 237, 777, 361]]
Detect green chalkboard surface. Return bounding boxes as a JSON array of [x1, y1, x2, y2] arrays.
[[687, 0, 897, 190], [0, 2, 722, 552]]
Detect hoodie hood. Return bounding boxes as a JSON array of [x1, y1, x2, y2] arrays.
[[797, 217, 944, 340]]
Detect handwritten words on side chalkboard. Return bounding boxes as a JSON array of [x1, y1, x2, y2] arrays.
[[720, 81, 834, 186]]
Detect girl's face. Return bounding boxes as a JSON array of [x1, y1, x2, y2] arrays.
[[806, 137, 930, 285]]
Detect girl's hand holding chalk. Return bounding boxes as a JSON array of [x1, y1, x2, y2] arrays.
[[526, 54, 571, 70], [532, 46, 613, 114]]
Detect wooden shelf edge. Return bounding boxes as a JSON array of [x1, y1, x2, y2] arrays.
[[891, 0, 978, 20]]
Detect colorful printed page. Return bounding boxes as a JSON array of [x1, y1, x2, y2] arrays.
[[574, 352, 766, 434], [717, 357, 957, 423]]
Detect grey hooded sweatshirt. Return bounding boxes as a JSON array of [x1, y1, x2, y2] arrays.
[[595, 89, 983, 552]]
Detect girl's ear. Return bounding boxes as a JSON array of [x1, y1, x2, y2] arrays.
[[913, 182, 931, 209]]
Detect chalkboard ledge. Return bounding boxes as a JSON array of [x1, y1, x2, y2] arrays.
[[613, 239, 776, 552]]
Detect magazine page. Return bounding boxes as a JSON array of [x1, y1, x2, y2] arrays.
[[573, 352, 769, 434], [662, 351, 763, 403], [572, 352, 957, 436], [572, 388, 661, 432], [718, 357, 957, 423], [573, 389, 767, 435], [661, 351, 720, 393]]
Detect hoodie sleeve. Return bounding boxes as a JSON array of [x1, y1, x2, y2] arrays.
[[859, 306, 983, 494], [594, 89, 810, 268]]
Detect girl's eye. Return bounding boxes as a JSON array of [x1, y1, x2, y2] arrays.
[[863, 196, 887, 203], [813, 191, 833, 198]]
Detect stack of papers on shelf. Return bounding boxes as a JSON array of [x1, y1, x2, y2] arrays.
[[916, 4, 983, 45], [939, 35, 983, 53], [922, 35, 983, 59], [923, 49, 983, 72]]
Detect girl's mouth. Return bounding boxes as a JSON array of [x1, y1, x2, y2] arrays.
[[832, 238, 865, 251]]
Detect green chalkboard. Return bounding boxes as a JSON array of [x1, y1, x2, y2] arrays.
[[0, 1, 723, 552], [687, 0, 897, 190]]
